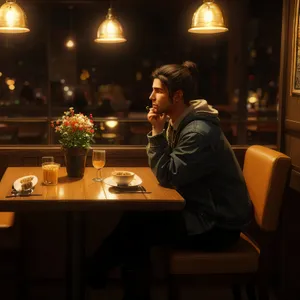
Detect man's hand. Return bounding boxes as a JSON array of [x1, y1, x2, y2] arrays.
[[147, 108, 167, 135]]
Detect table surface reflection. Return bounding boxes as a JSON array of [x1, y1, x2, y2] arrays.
[[0, 167, 185, 211]]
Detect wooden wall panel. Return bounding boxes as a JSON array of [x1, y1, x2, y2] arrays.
[[284, 0, 300, 124], [284, 134, 300, 170], [0, 147, 149, 180], [0, 146, 249, 181], [278, 0, 300, 298], [290, 169, 300, 192], [281, 0, 300, 179]]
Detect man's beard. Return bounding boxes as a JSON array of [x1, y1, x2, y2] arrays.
[[157, 98, 172, 114]]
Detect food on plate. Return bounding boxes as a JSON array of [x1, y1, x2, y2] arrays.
[[112, 171, 135, 185], [113, 171, 133, 176], [20, 176, 34, 191]]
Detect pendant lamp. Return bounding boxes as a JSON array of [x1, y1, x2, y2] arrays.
[[65, 38, 75, 49], [65, 6, 75, 49], [0, 0, 29, 33], [188, 0, 228, 34], [94, 7, 126, 43]]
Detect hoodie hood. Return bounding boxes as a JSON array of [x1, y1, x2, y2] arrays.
[[190, 99, 219, 116], [171, 99, 219, 130]]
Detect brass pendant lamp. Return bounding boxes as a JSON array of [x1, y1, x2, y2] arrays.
[[94, 6, 126, 44], [0, 0, 29, 33], [189, 0, 228, 34]]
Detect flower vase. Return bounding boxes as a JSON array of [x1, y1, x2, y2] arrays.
[[63, 147, 88, 178]]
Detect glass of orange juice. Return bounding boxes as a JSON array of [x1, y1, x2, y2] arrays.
[[42, 162, 60, 185], [92, 150, 106, 182]]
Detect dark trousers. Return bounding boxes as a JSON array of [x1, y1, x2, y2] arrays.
[[85, 211, 240, 300]]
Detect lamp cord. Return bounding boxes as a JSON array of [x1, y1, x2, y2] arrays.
[[68, 5, 73, 36]]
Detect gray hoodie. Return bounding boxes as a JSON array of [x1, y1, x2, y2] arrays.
[[147, 99, 252, 235]]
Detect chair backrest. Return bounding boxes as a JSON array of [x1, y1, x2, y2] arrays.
[[243, 145, 291, 232]]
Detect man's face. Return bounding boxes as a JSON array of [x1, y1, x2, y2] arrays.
[[149, 78, 172, 114]]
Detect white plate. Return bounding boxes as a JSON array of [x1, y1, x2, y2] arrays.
[[103, 175, 143, 188], [13, 175, 38, 192]]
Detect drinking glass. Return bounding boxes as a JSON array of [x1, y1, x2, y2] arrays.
[[42, 162, 60, 185], [92, 150, 106, 182]]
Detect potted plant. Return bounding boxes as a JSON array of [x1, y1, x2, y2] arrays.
[[51, 107, 95, 178]]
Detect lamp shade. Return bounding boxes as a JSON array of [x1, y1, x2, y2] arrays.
[[188, 1, 228, 34], [0, 1, 29, 33], [94, 8, 126, 43]]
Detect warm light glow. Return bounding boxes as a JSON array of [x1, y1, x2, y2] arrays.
[[188, 1, 228, 34], [105, 120, 118, 128], [0, 1, 30, 33], [0, 72, 2, 77], [107, 20, 117, 35], [64, 86, 69, 92], [97, 190, 107, 199], [102, 133, 117, 139], [80, 69, 90, 81], [58, 187, 65, 197], [5, 6, 18, 27], [204, 8, 213, 23], [248, 95, 258, 104], [95, 8, 126, 43], [6, 79, 15, 85], [65, 38, 75, 49], [67, 90, 73, 96], [8, 84, 15, 90]]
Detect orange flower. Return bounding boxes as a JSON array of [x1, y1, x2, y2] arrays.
[[51, 107, 95, 148]]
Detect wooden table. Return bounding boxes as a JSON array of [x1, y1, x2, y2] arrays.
[[0, 167, 185, 300]]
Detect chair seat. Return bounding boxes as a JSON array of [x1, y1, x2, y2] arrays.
[[0, 213, 18, 250], [170, 233, 260, 275], [0, 212, 14, 228]]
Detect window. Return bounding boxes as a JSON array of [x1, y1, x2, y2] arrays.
[[0, 0, 282, 146]]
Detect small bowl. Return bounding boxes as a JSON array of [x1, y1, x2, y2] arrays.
[[112, 171, 135, 186]]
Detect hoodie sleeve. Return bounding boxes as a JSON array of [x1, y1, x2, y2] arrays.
[[146, 127, 218, 188]]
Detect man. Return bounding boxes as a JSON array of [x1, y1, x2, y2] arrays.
[[147, 61, 252, 237], [86, 61, 252, 300]]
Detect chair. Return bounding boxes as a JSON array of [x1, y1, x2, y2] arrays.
[[168, 145, 291, 300]]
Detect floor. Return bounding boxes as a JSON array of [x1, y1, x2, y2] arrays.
[[89, 284, 278, 300], [0, 281, 277, 300]]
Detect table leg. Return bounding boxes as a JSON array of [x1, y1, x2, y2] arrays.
[[66, 212, 86, 300]]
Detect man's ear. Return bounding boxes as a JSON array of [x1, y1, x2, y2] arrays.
[[173, 90, 183, 102]]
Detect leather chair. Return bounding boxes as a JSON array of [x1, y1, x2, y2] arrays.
[[168, 145, 291, 300]]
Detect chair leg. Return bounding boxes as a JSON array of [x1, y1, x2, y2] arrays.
[[231, 284, 242, 300], [246, 283, 257, 300], [168, 275, 179, 300]]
